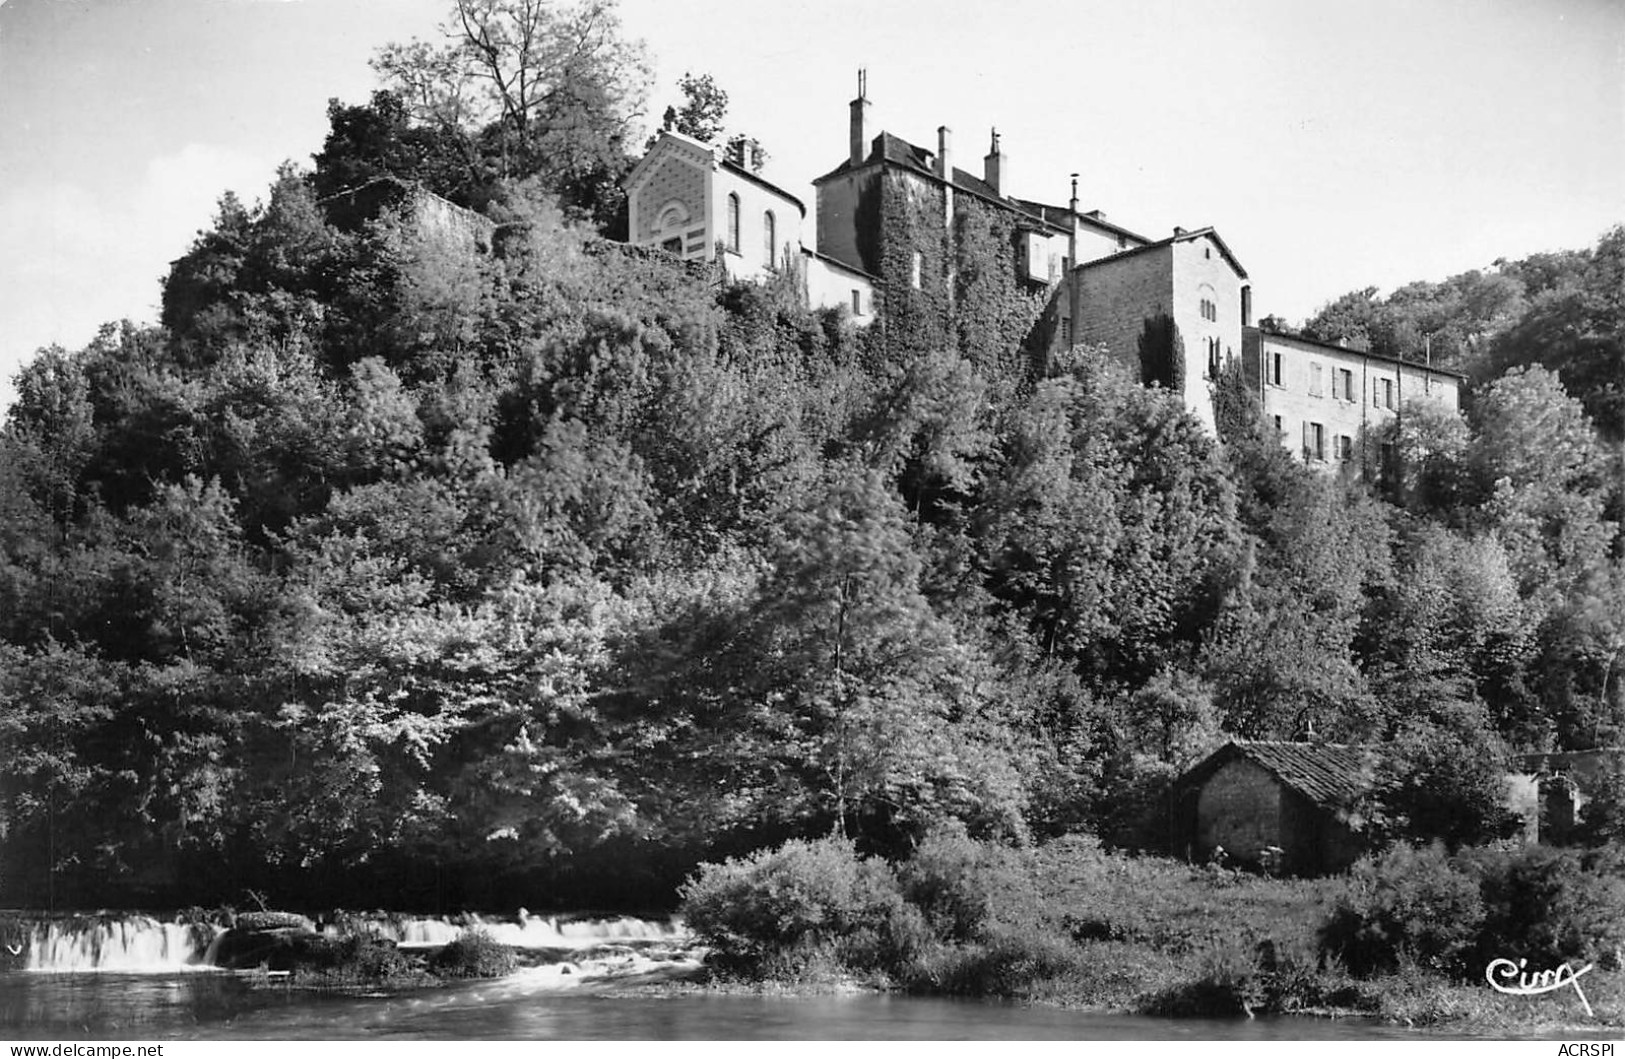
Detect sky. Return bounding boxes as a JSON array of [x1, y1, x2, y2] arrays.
[[1, 0, 1621, 415]]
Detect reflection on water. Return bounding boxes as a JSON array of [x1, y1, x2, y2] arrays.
[[0, 971, 1443, 1041]]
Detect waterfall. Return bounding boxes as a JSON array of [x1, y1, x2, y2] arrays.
[[21, 916, 223, 973], [354, 913, 684, 950], [7, 912, 688, 974]]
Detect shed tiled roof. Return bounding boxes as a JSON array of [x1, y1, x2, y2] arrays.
[[1182, 740, 1381, 812], [1236, 741, 1380, 808]]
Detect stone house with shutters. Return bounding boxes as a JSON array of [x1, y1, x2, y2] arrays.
[[1241, 325, 1466, 476]]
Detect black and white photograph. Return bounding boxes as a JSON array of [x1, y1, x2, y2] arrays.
[[0, 0, 1621, 1044]]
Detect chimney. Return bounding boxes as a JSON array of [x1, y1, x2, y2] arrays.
[[936, 125, 952, 181], [983, 128, 1006, 195], [849, 69, 871, 167], [1241, 285, 1253, 327], [1173, 226, 1187, 236]]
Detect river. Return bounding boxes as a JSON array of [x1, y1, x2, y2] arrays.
[[0, 913, 1477, 1040]]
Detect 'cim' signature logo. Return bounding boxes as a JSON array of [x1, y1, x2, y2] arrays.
[[1485, 957, 1595, 1017]]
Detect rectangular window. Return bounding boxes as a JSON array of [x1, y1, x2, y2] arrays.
[[1339, 368, 1354, 401], [1383, 378, 1395, 410], [851, 289, 863, 316], [1273, 414, 1283, 434], [1269, 352, 1283, 387], [1309, 363, 1323, 397], [1311, 422, 1326, 462], [1338, 435, 1353, 461]]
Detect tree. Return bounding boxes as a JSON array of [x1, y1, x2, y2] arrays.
[[310, 91, 489, 224], [1486, 227, 1625, 441], [979, 350, 1241, 690], [372, 0, 651, 224], [748, 463, 1024, 840], [1303, 287, 1381, 350], [1379, 399, 1472, 515], [1467, 366, 1612, 600], [1206, 477, 1390, 741], [661, 71, 728, 142]]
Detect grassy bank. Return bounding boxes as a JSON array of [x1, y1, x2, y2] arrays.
[[677, 833, 1625, 1035]]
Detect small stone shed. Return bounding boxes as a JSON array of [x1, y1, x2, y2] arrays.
[[1173, 740, 1381, 875]]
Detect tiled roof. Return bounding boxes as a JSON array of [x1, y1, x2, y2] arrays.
[[1248, 326, 1469, 380], [1077, 226, 1249, 280], [1014, 199, 1152, 245], [1237, 741, 1380, 808], [1183, 740, 1380, 811], [815, 132, 1058, 231]]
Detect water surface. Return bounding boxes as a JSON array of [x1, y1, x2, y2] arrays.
[[0, 972, 1445, 1041]]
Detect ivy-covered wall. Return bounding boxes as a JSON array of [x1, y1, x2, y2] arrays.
[[857, 168, 1046, 382], [953, 195, 1047, 392], [873, 170, 951, 355]]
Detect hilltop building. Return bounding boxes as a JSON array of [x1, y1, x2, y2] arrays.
[[625, 128, 878, 323], [1070, 228, 1251, 435], [1242, 326, 1465, 475], [621, 73, 1453, 468]]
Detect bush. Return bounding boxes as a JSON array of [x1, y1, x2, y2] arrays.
[[1462, 844, 1625, 971], [235, 910, 311, 932], [903, 924, 1086, 997], [430, 927, 517, 979], [680, 837, 915, 975], [218, 930, 418, 982], [309, 932, 417, 981], [1143, 939, 1266, 1017], [1319, 843, 1485, 977], [896, 826, 1039, 942]]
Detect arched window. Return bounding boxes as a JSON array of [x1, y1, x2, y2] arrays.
[[726, 193, 741, 254], [763, 210, 776, 267]]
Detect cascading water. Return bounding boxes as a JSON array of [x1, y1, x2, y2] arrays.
[[8, 911, 692, 977], [340, 913, 694, 980], [366, 913, 684, 950], [20, 916, 223, 973]]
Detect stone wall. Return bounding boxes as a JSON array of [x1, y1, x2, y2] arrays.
[[630, 151, 707, 246], [1074, 244, 1173, 378], [408, 189, 495, 253], [1196, 757, 1283, 862], [815, 169, 876, 276], [1169, 235, 1244, 436]]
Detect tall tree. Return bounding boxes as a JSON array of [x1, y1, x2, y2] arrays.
[[372, 0, 651, 226], [661, 71, 728, 142]]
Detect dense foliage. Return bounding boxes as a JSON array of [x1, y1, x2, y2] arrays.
[[1, 2, 1621, 911]]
